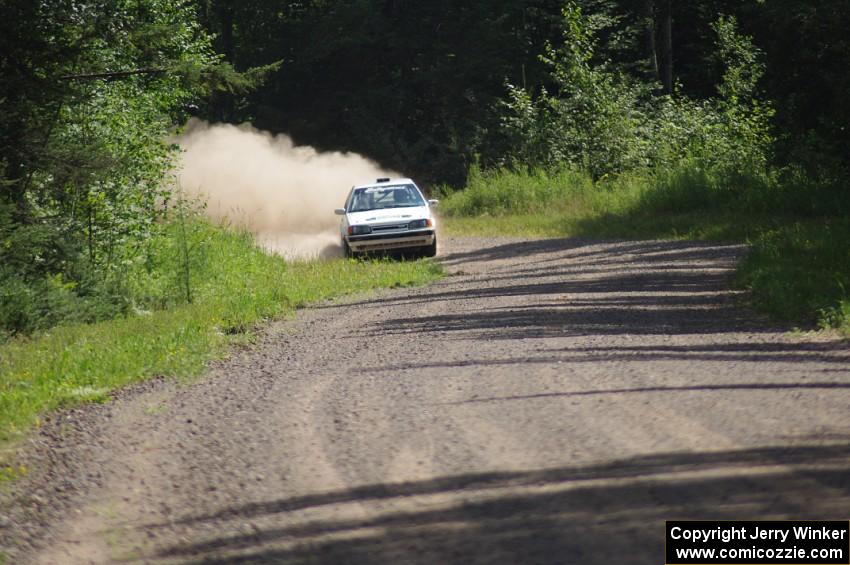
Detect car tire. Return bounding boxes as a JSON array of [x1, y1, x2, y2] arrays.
[[343, 240, 354, 258], [423, 237, 437, 258]]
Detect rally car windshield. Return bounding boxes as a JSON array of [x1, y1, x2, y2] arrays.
[[348, 184, 425, 212]]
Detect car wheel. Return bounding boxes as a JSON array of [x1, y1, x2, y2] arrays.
[[423, 237, 437, 258], [343, 240, 354, 258]]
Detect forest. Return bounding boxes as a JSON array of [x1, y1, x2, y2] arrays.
[[1, 0, 849, 340]]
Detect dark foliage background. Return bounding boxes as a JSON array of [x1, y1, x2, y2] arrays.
[[195, 0, 850, 187]]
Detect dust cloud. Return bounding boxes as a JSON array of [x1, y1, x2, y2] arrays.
[[174, 119, 397, 259]]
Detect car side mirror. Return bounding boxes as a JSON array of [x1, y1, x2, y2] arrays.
[[334, 208, 346, 215], [428, 199, 439, 207]]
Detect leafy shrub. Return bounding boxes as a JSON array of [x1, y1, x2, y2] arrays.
[[0, 204, 131, 338], [495, 6, 774, 191], [498, 4, 649, 178], [0, 270, 131, 340]]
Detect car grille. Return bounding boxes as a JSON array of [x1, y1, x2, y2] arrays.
[[371, 224, 407, 232]]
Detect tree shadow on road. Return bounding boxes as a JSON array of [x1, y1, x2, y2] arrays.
[[324, 238, 778, 337], [360, 340, 850, 374], [439, 238, 742, 266], [154, 443, 850, 564], [362, 292, 764, 338], [311, 237, 849, 371]]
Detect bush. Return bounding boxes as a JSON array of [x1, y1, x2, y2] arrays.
[[0, 272, 128, 340], [496, 5, 649, 178], [494, 6, 774, 190], [0, 203, 132, 338]]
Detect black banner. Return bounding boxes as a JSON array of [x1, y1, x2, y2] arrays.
[[666, 521, 850, 565]]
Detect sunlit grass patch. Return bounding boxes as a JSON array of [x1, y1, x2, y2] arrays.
[[736, 221, 850, 332]]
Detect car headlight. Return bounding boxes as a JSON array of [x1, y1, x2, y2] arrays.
[[408, 219, 433, 230], [348, 225, 372, 235]]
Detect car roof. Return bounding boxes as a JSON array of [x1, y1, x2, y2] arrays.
[[352, 178, 418, 191]]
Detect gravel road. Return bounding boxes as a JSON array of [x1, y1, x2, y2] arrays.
[[3, 236, 849, 564]]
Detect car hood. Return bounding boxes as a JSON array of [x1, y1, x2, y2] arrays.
[[347, 207, 431, 225]]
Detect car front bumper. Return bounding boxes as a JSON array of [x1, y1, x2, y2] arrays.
[[346, 229, 435, 252]]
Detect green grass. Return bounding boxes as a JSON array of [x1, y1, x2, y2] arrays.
[[443, 209, 787, 242], [0, 221, 442, 449], [736, 221, 850, 331], [440, 164, 786, 240], [440, 165, 850, 334]]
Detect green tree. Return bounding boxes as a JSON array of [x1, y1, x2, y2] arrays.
[[498, 4, 649, 177], [0, 0, 222, 334]]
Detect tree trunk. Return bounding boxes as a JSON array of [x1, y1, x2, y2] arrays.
[[643, 0, 659, 83], [658, 0, 673, 94], [5, 128, 31, 222], [218, 5, 234, 62], [214, 3, 235, 121]]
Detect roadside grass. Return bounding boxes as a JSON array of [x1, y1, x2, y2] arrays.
[[736, 221, 850, 330], [443, 209, 786, 242], [0, 221, 442, 451], [439, 165, 850, 334]]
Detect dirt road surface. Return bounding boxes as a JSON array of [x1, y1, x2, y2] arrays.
[[3, 237, 849, 564]]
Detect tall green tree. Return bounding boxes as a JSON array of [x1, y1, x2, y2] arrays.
[[0, 0, 218, 334]]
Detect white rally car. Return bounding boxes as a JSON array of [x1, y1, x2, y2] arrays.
[[335, 178, 438, 258]]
